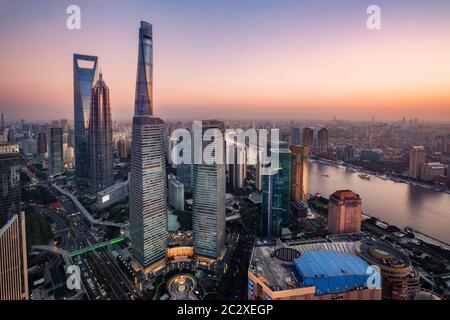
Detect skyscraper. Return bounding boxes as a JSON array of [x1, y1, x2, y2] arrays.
[[228, 142, 246, 189], [0, 212, 28, 300], [129, 21, 168, 273], [177, 164, 192, 188], [291, 127, 301, 146], [37, 132, 47, 155], [290, 145, 309, 203], [192, 120, 226, 260], [88, 73, 114, 193], [255, 147, 265, 192], [134, 21, 153, 117], [168, 174, 185, 212], [0, 143, 20, 227], [318, 127, 329, 155], [328, 190, 362, 234], [48, 126, 64, 177], [262, 142, 291, 238], [302, 127, 314, 153], [409, 146, 425, 179], [73, 54, 98, 178]]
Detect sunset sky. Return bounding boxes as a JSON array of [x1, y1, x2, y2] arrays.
[[1, 0, 450, 122]]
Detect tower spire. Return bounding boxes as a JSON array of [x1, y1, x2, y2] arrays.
[[134, 21, 153, 116]]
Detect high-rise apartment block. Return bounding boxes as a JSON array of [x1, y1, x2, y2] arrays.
[[408, 146, 425, 179], [318, 127, 329, 155], [302, 127, 314, 153], [290, 145, 309, 203]]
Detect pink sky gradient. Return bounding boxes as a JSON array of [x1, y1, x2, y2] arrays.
[[0, 0, 450, 122]]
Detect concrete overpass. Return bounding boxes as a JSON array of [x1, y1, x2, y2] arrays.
[[51, 183, 125, 229]]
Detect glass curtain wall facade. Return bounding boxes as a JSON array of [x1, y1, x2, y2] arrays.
[[48, 127, 64, 176], [129, 22, 168, 272], [192, 120, 226, 260], [0, 143, 20, 227], [262, 142, 291, 237], [73, 54, 98, 178]]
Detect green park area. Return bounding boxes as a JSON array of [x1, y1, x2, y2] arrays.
[[25, 207, 53, 250]]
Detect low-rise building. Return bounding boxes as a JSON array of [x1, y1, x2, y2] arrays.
[[95, 180, 129, 210], [248, 239, 381, 300]]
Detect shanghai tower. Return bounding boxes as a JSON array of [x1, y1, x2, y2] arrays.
[[88, 73, 114, 193], [129, 21, 168, 273], [73, 54, 98, 178]]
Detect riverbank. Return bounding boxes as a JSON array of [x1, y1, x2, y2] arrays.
[[312, 158, 450, 193], [307, 160, 450, 244]]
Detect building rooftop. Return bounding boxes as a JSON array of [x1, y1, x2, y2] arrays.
[[294, 250, 368, 280], [97, 180, 129, 196], [331, 190, 361, 201], [250, 240, 359, 293]]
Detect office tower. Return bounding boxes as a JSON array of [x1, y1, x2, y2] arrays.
[[88, 73, 114, 193], [37, 132, 47, 155], [130, 21, 167, 273], [255, 148, 265, 192], [168, 174, 185, 211], [328, 190, 362, 234], [290, 145, 309, 203], [228, 143, 246, 189], [0, 113, 4, 142], [0, 143, 20, 227], [0, 212, 28, 300], [291, 127, 301, 146], [48, 126, 64, 177], [60, 119, 68, 133], [409, 146, 425, 179], [261, 142, 291, 238], [177, 164, 192, 188], [192, 120, 226, 260], [7, 129, 14, 143], [318, 128, 329, 155], [302, 127, 314, 152], [73, 54, 98, 178], [117, 139, 130, 160], [68, 127, 75, 148]]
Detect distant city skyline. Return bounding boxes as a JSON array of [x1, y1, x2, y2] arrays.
[[1, 0, 450, 122]]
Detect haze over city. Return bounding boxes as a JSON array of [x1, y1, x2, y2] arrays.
[[1, 0, 450, 308], [1, 0, 450, 122]]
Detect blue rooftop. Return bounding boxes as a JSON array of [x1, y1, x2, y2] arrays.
[[294, 250, 371, 295]]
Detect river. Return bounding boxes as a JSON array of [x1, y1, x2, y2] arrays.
[[308, 161, 450, 245]]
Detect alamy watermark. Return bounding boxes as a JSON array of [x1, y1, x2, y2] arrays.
[[66, 265, 81, 290], [170, 121, 280, 175], [367, 4, 381, 30], [66, 5, 81, 30]]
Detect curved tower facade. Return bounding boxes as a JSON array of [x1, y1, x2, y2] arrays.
[[129, 22, 168, 272], [134, 21, 153, 116]]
